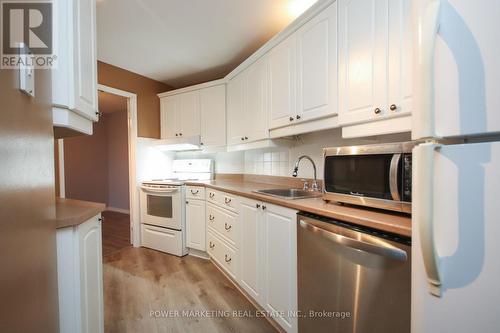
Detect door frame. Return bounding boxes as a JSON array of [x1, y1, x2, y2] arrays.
[[97, 84, 140, 247]]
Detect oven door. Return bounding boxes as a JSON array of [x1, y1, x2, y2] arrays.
[[323, 153, 403, 211], [140, 186, 182, 230]]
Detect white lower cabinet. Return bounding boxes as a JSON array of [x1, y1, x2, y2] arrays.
[[56, 214, 103, 333], [262, 203, 298, 333], [239, 197, 264, 303], [186, 193, 206, 252]]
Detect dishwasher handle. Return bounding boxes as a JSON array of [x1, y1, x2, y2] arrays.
[[299, 220, 408, 262]]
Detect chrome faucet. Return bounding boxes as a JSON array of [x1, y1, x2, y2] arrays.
[[292, 155, 319, 192]]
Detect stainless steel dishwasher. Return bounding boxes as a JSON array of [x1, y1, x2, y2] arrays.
[[297, 212, 411, 333]]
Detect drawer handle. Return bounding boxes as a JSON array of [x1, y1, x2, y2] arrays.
[[209, 214, 215, 221], [225, 254, 232, 263], [224, 197, 232, 204], [224, 223, 232, 231], [256, 203, 261, 208], [209, 193, 215, 199], [190, 189, 199, 195], [209, 241, 215, 249]]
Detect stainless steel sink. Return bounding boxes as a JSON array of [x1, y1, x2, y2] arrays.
[[253, 188, 322, 200]]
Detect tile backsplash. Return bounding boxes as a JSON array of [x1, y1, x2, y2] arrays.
[[171, 128, 411, 180]]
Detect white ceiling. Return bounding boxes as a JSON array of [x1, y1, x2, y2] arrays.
[[96, 0, 304, 88]]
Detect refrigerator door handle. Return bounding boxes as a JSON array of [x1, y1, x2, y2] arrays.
[[415, 143, 442, 297], [414, 0, 441, 139]]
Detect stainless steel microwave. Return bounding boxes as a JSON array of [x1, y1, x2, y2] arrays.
[[323, 142, 415, 213]]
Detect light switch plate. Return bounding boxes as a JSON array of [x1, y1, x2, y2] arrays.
[[19, 55, 35, 97]]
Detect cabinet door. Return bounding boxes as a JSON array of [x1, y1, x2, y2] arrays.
[[239, 197, 263, 303], [74, 0, 98, 121], [338, 0, 388, 125], [263, 204, 298, 333], [269, 36, 296, 130], [78, 215, 103, 333], [227, 74, 246, 145], [245, 57, 269, 142], [186, 199, 206, 251], [179, 90, 200, 137], [387, 0, 412, 118], [160, 96, 179, 139], [296, 2, 338, 123], [200, 85, 226, 147]]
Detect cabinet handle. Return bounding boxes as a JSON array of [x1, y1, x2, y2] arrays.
[[224, 197, 232, 204], [175, 133, 179, 137], [244, 136, 248, 140], [241, 137, 245, 141], [190, 189, 199, 195], [95, 111, 103, 118], [186, 201, 189, 204], [209, 241, 215, 249], [225, 254, 232, 263], [256, 203, 261, 208], [289, 116, 294, 122], [262, 205, 266, 210], [390, 104, 397, 111], [98, 217, 103, 222], [179, 133, 183, 136], [224, 223, 232, 231], [209, 214, 215, 221], [374, 108, 382, 114], [209, 193, 215, 199], [296, 115, 301, 120], [200, 142, 204, 146]]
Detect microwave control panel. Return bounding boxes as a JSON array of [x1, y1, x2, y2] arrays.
[[402, 154, 412, 202]]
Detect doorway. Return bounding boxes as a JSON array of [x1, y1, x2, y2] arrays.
[[57, 85, 139, 254]]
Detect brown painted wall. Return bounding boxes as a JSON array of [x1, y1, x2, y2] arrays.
[[97, 61, 173, 138], [0, 68, 59, 331], [64, 110, 130, 210], [64, 118, 109, 204]]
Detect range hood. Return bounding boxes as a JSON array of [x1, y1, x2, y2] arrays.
[[153, 135, 202, 152]]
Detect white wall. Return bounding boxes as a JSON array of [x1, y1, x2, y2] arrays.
[[136, 138, 176, 181]]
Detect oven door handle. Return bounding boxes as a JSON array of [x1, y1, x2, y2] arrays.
[[299, 220, 407, 262], [140, 185, 179, 193], [389, 153, 402, 201]]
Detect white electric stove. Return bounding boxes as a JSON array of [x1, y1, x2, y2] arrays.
[[140, 159, 213, 256]]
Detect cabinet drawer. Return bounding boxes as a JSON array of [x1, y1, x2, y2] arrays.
[[207, 231, 238, 279], [207, 203, 239, 247], [206, 189, 240, 212], [186, 186, 205, 200]]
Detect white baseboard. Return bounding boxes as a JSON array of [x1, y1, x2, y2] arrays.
[[106, 206, 130, 214], [188, 248, 210, 260]]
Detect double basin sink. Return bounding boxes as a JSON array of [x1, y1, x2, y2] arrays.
[[253, 188, 322, 200]]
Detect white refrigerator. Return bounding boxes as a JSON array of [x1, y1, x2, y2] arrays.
[[412, 0, 500, 332]]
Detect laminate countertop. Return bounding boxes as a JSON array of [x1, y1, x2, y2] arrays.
[[55, 198, 106, 229], [186, 180, 412, 238]]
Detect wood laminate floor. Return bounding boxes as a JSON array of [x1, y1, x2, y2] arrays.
[[102, 211, 131, 256], [103, 247, 277, 333]]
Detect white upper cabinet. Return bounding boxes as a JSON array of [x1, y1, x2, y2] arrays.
[[179, 90, 201, 137], [227, 57, 269, 146], [268, 35, 297, 130], [338, 0, 412, 126], [160, 90, 200, 139], [296, 1, 338, 123], [160, 95, 179, 139], [53, 0, 98, 122], [227, 74, 246, 145], [200, 85, 226, 147], [244, 57, 269, 143]]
